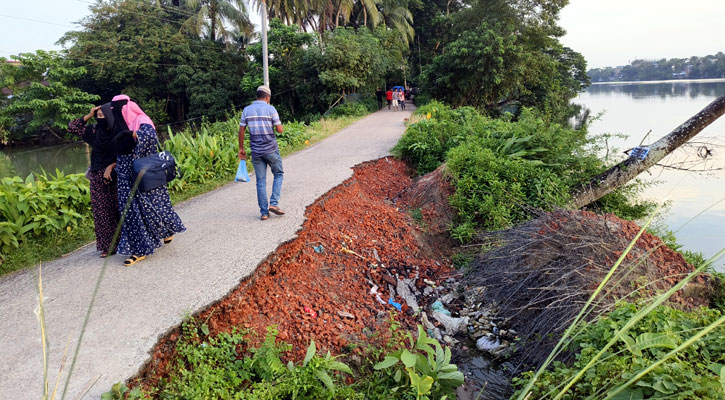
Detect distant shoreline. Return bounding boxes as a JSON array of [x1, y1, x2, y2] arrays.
[[591, 78, 725, 85]]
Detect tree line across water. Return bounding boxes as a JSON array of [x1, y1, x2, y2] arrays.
[[588, 52, 725, 82], [0, 0, 588, 144]]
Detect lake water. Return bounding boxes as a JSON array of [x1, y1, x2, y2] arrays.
[[0, 143, 90, 179], [575, 79, 725, 268]]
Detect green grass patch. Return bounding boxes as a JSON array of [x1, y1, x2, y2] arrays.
[[513, 303, 725, 399]]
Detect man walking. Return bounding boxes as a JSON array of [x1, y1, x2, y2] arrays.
[[239, 86, 285, 220], [375, 88, 385, 110], [386, 88, 393, 110]]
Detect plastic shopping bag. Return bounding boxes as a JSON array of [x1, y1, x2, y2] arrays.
[[235, 160, 250, 182]]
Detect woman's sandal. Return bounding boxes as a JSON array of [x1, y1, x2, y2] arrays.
[[100, 251, 116, 258], [123, 255, 146, 266], [163, 236, 174, 244], [260, 215, 269, 221]]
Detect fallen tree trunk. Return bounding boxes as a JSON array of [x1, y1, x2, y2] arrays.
[[569, 96, 725, 209]]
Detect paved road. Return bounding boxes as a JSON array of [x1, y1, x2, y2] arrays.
[[0, 107, 412, 399]]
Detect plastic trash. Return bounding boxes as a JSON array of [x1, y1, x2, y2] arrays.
[[388, 297, 402, 311], [476, 335, 502, 351], [431, 301, 451, 316], [303, 306, 317, 318], [396, 278, 419, 312], [313, 244, 324, 253], [235, 160, 250, 182], [431, 311, 469, 335]]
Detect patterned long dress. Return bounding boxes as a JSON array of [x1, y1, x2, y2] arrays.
[[116, 124, 185, 256], [68, 118, 120, 253]]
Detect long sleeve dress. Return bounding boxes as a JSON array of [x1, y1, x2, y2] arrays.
[[115, 123, 185, 256], [68, 118, 120, 253]]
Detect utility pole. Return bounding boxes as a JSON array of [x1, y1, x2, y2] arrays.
[[261, 0, 270, 87]]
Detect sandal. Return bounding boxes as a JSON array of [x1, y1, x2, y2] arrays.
[[163, 236, 174, 244], [123, 255, 146, 266], [100, 252, 108, 258], [260, 215, 269, 221], [268, 206, 285, 215]]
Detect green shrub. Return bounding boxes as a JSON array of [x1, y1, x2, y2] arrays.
[[0, 171, 90, 254], [372, 326, 465, 400], [394, 102, 654, 237], [329, 101, 370, 118], [513, 303, 725, 399], [151, 323, 357, 399], [447, 143, 569, 231]]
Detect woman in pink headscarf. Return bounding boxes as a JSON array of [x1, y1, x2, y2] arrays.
[[109, 95, 185, 266]]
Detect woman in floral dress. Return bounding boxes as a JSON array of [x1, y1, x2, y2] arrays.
[[110, 95, 185, 266]]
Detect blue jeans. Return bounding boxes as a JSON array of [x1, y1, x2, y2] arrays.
[[251, 150, 284, 216]]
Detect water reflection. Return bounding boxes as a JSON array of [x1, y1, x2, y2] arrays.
[[577, 80, 725, 267], [588, 79, 725, 100], [0, 143, 90, 179]]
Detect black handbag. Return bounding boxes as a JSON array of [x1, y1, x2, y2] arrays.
[[132, 140, 178, 192]]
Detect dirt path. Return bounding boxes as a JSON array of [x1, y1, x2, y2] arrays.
[[0, 107, 413, 399]]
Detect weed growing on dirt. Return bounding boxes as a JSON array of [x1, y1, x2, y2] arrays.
[[372, 326, 464, 399], [513, 303, 725, 399], [127, 313, 466, 400], [137, 320, 357, 399]]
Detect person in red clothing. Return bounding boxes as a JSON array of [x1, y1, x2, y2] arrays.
[[386, 88, 393, 110]]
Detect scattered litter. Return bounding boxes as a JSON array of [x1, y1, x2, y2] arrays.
[[476, 335, 502, 351], [303, 307, 317, 318], [369, 285, 388, 305], [423, 278, 436, 287], [396, 278, 419, 312], [431, 301, 451, 316], [431, 311, 469, 335], [372, 248, 381, 263], [341, 246, 366, 259], [337, 310, 355, 319], [423, 286, 434, 296], [440, 293, 454, 304], [630, 146, 650, 160], [388, 297, 402, 311], [313, 244, 325, 253]]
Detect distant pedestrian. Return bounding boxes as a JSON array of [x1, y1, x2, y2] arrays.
[[386, 88, 393, 110], [239, 85, 285, 221], [392, 89, 399, 111], [68, 104, 120, 258], [399, 89, 406, 110], [375, 88, 384, 110], [110, 94, 186, 266]]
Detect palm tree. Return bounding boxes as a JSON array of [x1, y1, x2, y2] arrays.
[[181, 0, 253, 42], [378, 0, 413, 44]]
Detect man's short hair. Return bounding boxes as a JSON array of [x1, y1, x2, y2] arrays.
[[256, 90, 270, 99]]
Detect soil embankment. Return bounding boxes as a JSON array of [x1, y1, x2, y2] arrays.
[[133, 157, 456, 388], [131, 158, 713, 397]]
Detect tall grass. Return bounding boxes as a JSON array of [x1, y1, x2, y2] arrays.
[[515, 200, 725, 399]]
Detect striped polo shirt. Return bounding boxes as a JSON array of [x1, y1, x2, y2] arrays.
[[239, 100, 282, 157]]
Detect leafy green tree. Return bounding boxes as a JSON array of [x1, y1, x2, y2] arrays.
[[60, 0, 248, 124], [314, 27, 406, 100], [418, 0, 588, 122], [0, 51, 99, 143]]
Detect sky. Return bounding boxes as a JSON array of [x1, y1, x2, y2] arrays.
[[1, 0, 724, 70], [559, 0, 725, 69]]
